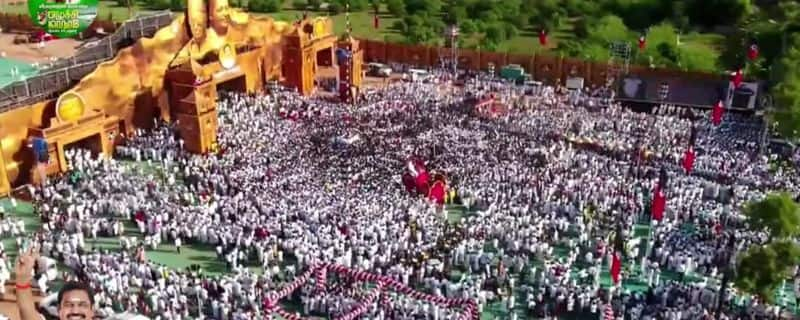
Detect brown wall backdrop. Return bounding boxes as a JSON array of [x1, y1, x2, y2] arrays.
[[357, 39, 726, 88]]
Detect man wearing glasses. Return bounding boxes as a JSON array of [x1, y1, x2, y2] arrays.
[[15, 246, 95, 320]]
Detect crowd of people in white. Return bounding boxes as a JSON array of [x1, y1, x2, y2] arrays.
[[3, 69, 799, 320]]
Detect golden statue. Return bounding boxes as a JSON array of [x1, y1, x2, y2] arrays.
[[209, 0, 231, 34], [186, 0, 208, 41]]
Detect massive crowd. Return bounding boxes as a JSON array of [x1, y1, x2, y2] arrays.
[[6, 69, 799, 320]]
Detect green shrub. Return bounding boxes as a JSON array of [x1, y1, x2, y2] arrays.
[[248, 0, 281, 13], [144, 0, 170, 10], [169, 0, 185, 11], [291, 0, 307, 10], [328, 1, 343, 14]]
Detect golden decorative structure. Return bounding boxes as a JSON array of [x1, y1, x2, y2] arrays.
[[220, 44, 237, 70], [0, 0, 363, 194], [55, 91, 87, 123]]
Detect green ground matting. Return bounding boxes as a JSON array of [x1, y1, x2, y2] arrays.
[[0, 58, 38, 88], [0, 159, 798, 319]]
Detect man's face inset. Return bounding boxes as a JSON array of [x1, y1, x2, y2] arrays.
[[58, 290, 94, 320], [38, 11, 47, 26]]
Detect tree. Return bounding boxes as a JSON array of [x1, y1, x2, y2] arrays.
[[402, 14, 442, 44], [556, 39, 583, 57], [247, 0, 281, 13], [328, 2, 343, 13], [677, 44, 719, 72], [484, 22, 507, 46], [144, 0, 170, 10], [634, 23, 681, 68], [169, 0, 185, 11], [587, 15, 631, 44], [670, 1, 690, 31], [718, 23, 782, 79], [564, 0, 600, 17], [601, 0, 674, 31], [742, 193, 800, 240], [656, 42, 679, 64], [308, 0, 322, 10], [370, 0, 380, 13], [493, 0, 527, 30], [291, 0, 307, 10], [404, 0, 442, 16], [392, 20, 406, 33], [736, 241, 800, 304], [572, 17, 592, 39], [735, 194, 800, 304], [329, 0, 368, 11], [348, 0, 369, 11], [444, 5, 468, 25], [386, 0, 406, 16], [685, 0, 753, 29], [527, 0, 565, 32], [459, 20, 477, 34], [503, 23, 518, 39]]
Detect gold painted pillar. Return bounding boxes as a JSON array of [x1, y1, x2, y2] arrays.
[[0, 147, 9, 196], [174, 82, 219, 154]]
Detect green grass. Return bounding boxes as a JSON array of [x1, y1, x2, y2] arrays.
[[0, 198, 43, 261], [0, 58, 39, 88]]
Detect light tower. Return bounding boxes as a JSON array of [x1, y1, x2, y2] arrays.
[[607, 41, 631, 87], [443, 25, 459, 77], [336, 2, 362, 104]]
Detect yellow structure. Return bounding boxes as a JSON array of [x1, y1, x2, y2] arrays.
[[0, 141, 9, 196], [337, 34, 364, 102], [0, 0, 356, 193], [282, 18, 338, 95]]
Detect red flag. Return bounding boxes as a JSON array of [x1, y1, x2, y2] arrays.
[[747, 44, 759, 61], [712, 100, 724, 126], [638, 35, 646, 51], [428, 180, 446, 204], [682, 146, 695, 174], [415, 170, 430, 194], [651, 186, 665, 221], [732, 69, 743, 88], [538, 30, 548, 46], [373, 15, 379, 29], [610, 251, 622, 284]]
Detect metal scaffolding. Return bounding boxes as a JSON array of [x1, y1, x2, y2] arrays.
[[440, 25, 459, 76], [607, 41, 631, 86]]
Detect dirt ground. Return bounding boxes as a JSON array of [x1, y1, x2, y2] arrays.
[[0, 32, 81, 64]]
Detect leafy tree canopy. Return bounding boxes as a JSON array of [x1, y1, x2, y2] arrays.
[[743, 192, 800, 240], [587, 15, 631, 44], [685, 0, 753, 29], [285, 0, 796, 74], [735, 241, 800, 304], [770, 35, 800, 139]]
